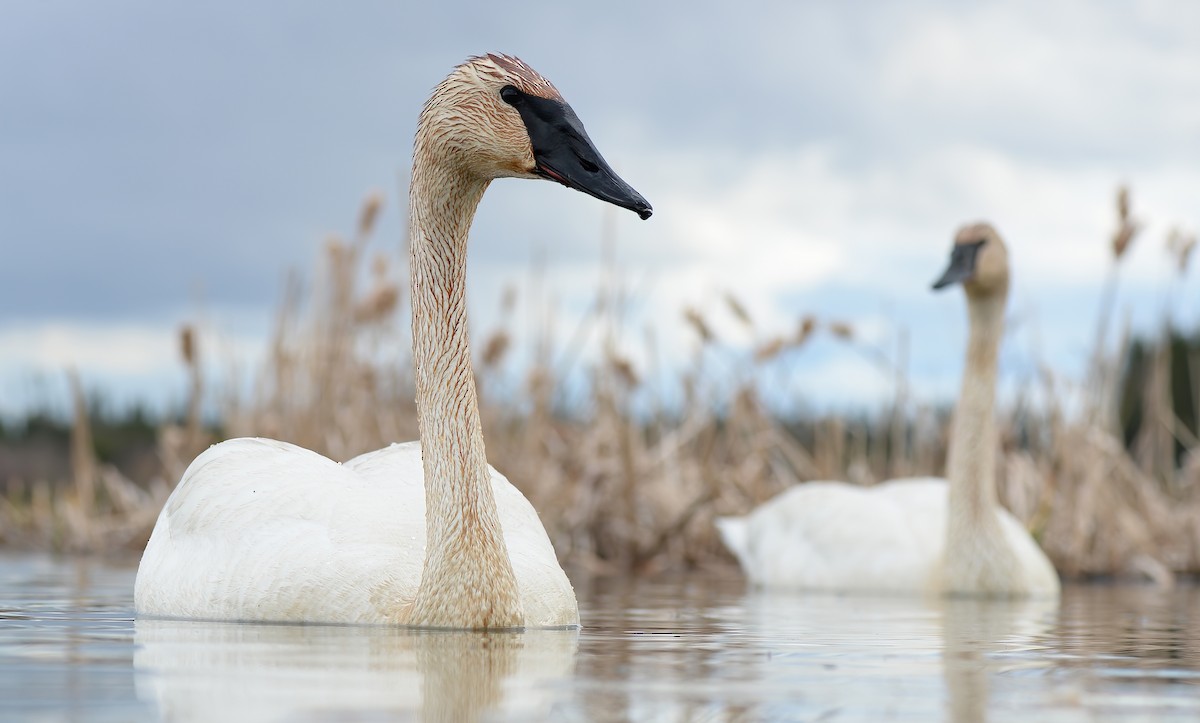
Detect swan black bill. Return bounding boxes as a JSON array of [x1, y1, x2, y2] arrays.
[[932, 240, 986, 290], [501, 85, 652, 220]]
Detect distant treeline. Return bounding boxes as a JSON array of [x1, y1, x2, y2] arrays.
[[1119, 327, 1200, 467], [1, 403, 164, 488]]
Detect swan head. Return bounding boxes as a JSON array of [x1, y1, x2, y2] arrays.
[[931, 222, 1009, 297], [417, 53, 652, 220]]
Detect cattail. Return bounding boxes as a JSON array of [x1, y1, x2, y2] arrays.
[[326, 235, 347, 261], [828, 321, 855, 341], [480, 331, 511, 368], [179, 325, 197, 367], [354, 251, 400, 324], [1111, 185, 1141, 261], [795, 315, 817, 344], [1112, 225, 1137, 261], [357, 191, 385, 239], [754, 336, 786, 363], [609, 355, 640, 388], [683, 307, 714, 344], [724, 292, 753, 329], [1166, 227, 1197, 275], [353, 284, 399, 324]]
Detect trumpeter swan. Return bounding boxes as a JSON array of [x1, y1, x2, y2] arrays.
[[716, 224, 1059, 598], [134, 54, 652, 628]]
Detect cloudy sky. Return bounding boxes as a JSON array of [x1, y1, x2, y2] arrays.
[[1, 0, 1197, 417]]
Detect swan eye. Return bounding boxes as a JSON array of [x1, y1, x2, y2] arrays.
[[500, 85, 521, 106]]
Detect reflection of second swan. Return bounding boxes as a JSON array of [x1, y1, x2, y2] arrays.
[[733, 590, 1057, 720], [717, 224, 1059, 598], [940, 595, 1058, 723], [133, 619, 578, 721]]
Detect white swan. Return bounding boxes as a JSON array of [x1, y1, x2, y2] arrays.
[[717, 223, 1060, 598], [134, 54, 652, 628]]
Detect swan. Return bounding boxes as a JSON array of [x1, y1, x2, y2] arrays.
[[716, 223, 1060, 598], [134, 53, 652, 628]]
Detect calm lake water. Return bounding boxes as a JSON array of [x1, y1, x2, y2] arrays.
[[1, 553, 1198, 721]]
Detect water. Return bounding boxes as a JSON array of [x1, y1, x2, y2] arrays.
[[1, 553, 1198, 722]]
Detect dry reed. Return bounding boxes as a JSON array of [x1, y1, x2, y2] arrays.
[[2, 187, 1197, 581], [0, 370, 170, 551]]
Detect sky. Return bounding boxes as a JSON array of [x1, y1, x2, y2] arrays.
[[1, 0, 1197, 418]]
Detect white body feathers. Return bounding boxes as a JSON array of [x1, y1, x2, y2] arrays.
[[135, 438, 578, 626], [716, 478, 1059, 596]]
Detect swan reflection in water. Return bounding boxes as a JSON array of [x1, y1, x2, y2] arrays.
[[134, 619, 578, 721], [731, 591, 1058, 720], [940, 596, 1058, 723]]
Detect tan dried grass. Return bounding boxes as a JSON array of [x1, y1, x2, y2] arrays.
[[2, 188, 1197, 580]]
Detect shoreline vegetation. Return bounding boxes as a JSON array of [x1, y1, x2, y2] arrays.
[[2, 188, 1197, 582]]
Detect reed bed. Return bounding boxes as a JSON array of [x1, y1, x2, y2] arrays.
[[2, 188, 1197, 581], [0, 370, 171, 552]]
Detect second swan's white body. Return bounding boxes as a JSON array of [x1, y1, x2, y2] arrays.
[[135, 438, 577, 627], [716, 477, 1058, 595]]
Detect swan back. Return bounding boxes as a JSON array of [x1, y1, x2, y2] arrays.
[[716, 479, 947, 593], [715, 477, 1058, 597], [135, 439, 578, 626], [136, 439, 421, 624]]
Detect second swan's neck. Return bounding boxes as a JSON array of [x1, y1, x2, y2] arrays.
[[946, 292, 1005, 536], [406, 143, 523, 628]]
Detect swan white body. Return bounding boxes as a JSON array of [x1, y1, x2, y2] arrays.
[[136, 439, 576, 626], [717, 224, 1060, 598], [135, 54, 652, 628], [716, 477, 1057, 595]]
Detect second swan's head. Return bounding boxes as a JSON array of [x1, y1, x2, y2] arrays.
[[931, 222, 1009, 297], [416, 53, 652, 220]]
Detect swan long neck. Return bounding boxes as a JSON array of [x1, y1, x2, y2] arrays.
[[945, 290, 1005, 533], [406, 136, 522, 628]]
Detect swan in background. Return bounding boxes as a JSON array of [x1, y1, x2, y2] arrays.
[[717, 224, 1060, 598], [135, 54, 652, 628]]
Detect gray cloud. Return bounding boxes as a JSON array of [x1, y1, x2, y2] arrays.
[[0, 0, 1196, 412]]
